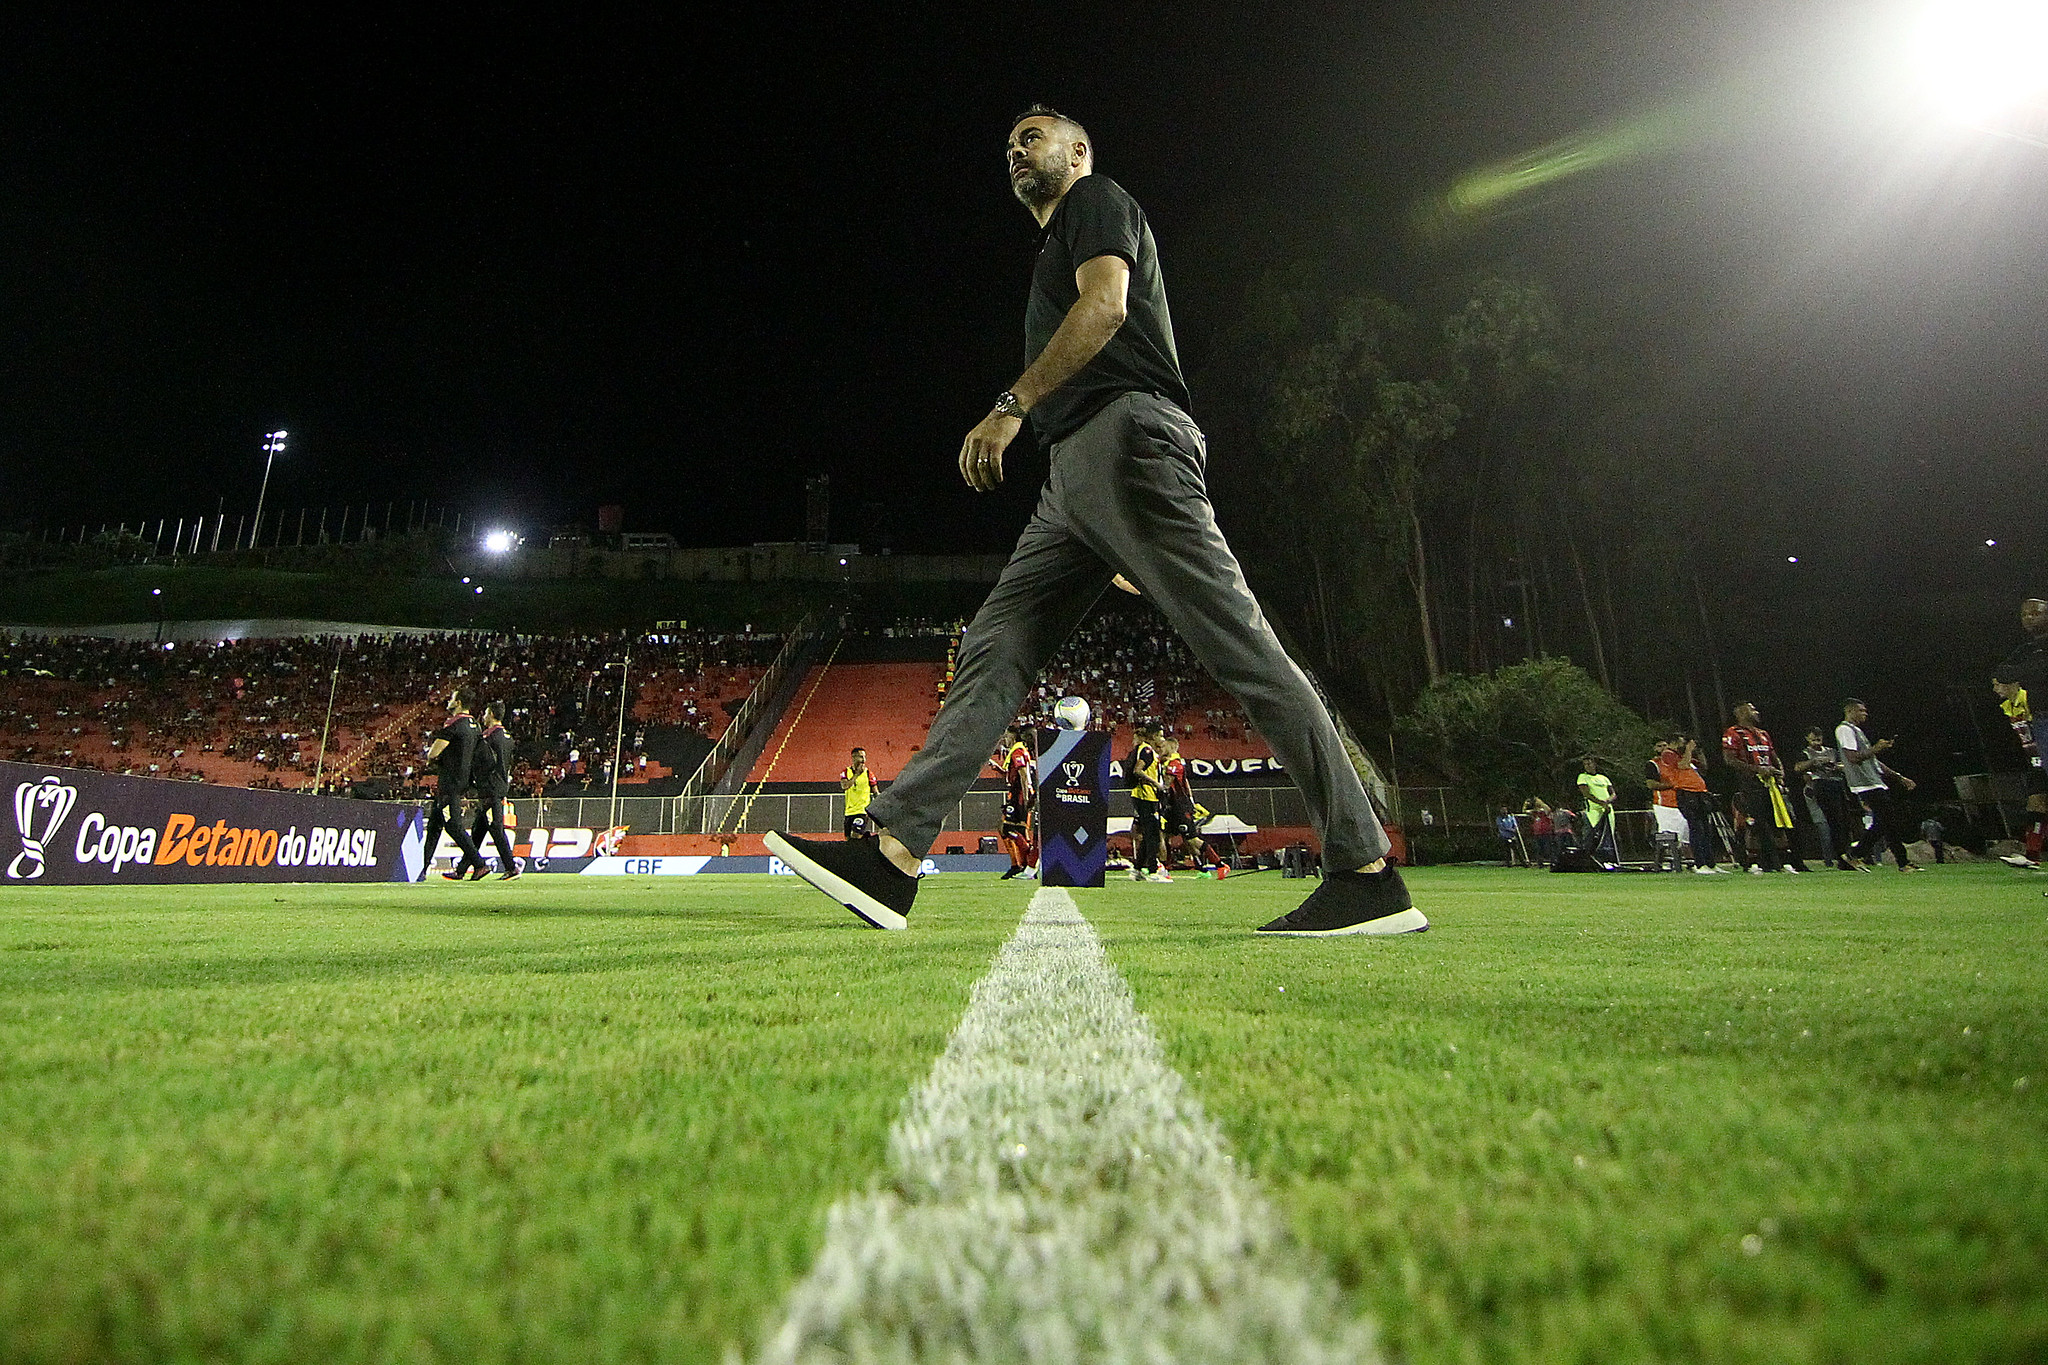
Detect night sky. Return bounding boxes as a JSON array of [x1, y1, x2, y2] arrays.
[[5, 1, 2044, 578]]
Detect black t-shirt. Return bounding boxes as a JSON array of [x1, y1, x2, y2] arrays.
[[1995, 637, 2048, 693], [1025, 175, 1190, 444], [471, 724, 515, 797], [433, 714, 480, 790]]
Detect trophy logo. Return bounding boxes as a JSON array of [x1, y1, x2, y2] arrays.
[[10, 777, 78, 880], [1062, 761, 1086, 788]]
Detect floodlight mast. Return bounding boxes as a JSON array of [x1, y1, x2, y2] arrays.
[[250, 430, 287, 550]]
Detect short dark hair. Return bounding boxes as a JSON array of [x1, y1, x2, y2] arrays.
[[851, 746, 865, 754], [454, 685, 478, 712], [486, 700, 505, 722], [1011, 103, 1092, 155], [1843, 697, 1864, 712]]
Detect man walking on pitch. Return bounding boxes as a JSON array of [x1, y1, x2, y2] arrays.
[[458, 701, 520, 880], [422, 687, 484, 882], [1837, 698, 1920, 872], [768, 105, 1421, 936]]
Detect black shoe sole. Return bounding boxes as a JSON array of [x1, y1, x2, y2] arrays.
[[1256, 906, 1429, 937], [766, 831, 910, 930]]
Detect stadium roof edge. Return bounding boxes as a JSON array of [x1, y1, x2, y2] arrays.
[[1, 619, 472, 642]]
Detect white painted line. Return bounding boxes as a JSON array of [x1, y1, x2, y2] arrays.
[[754, 886, 1379, 1364]]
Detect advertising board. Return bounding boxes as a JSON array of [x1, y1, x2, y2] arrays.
[[2, 762, 425, 885], [1036, 728, 1109, 888]]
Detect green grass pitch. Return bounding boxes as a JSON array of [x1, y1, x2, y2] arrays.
[[2, 866, 2043, 1363]]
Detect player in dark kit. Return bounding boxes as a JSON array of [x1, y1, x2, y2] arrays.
[[458, 701, 520, 880], [767, 105, 1423, 937], [422, 687, 484, 882]]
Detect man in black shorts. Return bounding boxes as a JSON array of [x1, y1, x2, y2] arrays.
[[1126, 721, 1169, 883], [839, 748, 875, 839], [767, 104, 1420, 938], [422, 686, 484, 882], [1160, 736, 1216, 871], [459, 700, 520, 880]]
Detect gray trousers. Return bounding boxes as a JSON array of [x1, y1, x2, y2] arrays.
[[865, 392, 1390, 870]]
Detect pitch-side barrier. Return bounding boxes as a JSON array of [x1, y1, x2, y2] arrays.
[[2, 760, 424, 885]]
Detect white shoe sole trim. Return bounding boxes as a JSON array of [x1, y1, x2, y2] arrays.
[[755, 887, 1378, 1363], [1260, 906, 1430, 938], [765, 832, 908, 931]]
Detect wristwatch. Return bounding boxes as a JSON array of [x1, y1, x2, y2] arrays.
[[993, 390, 1027, 419]]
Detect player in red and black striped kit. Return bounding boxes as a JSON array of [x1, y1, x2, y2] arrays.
[[1160, 736, 1216, 872], [994, 723, 1037, 880]]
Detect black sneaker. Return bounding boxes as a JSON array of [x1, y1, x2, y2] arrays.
[[497, 868, 521, 881], [999, 865, 1024, 880], [440, 870, 469, 882], [766, 831, 918, 930], [1256, 865, 1429, 936], [468, 865, 490, 881]]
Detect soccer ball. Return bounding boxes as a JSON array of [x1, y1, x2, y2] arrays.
[[1053, 695, 1091, 730]]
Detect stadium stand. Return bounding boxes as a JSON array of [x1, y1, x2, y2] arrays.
[[738, 601, 1274, 789], [0, 629, 777, 798], [2, 596, 1317, 867], [742, 661, 946, 783]]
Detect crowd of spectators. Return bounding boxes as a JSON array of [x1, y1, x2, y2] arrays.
[[934, 600, 1257, 743], [0, 628, 780, 797]]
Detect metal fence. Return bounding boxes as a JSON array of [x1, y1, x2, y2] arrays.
[[492, 789, 1676, 864], [509, 795, 685, 832], [671, 786, 1317, 839], [1475, 808, 1675, 866]]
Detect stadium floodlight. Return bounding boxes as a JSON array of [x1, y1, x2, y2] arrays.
[[483, 529, 518, 554], [250, 430, 287, 550], [1908, 1, 2048, 130]]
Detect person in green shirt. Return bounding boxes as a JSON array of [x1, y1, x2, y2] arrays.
[[1576, 756, 1620, 867]]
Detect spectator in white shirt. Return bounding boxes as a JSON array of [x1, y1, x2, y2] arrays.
[[1835, 698, 1920, 872]]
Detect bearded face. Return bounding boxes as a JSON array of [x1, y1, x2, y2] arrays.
[[1007, 119, 1079, 209]]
